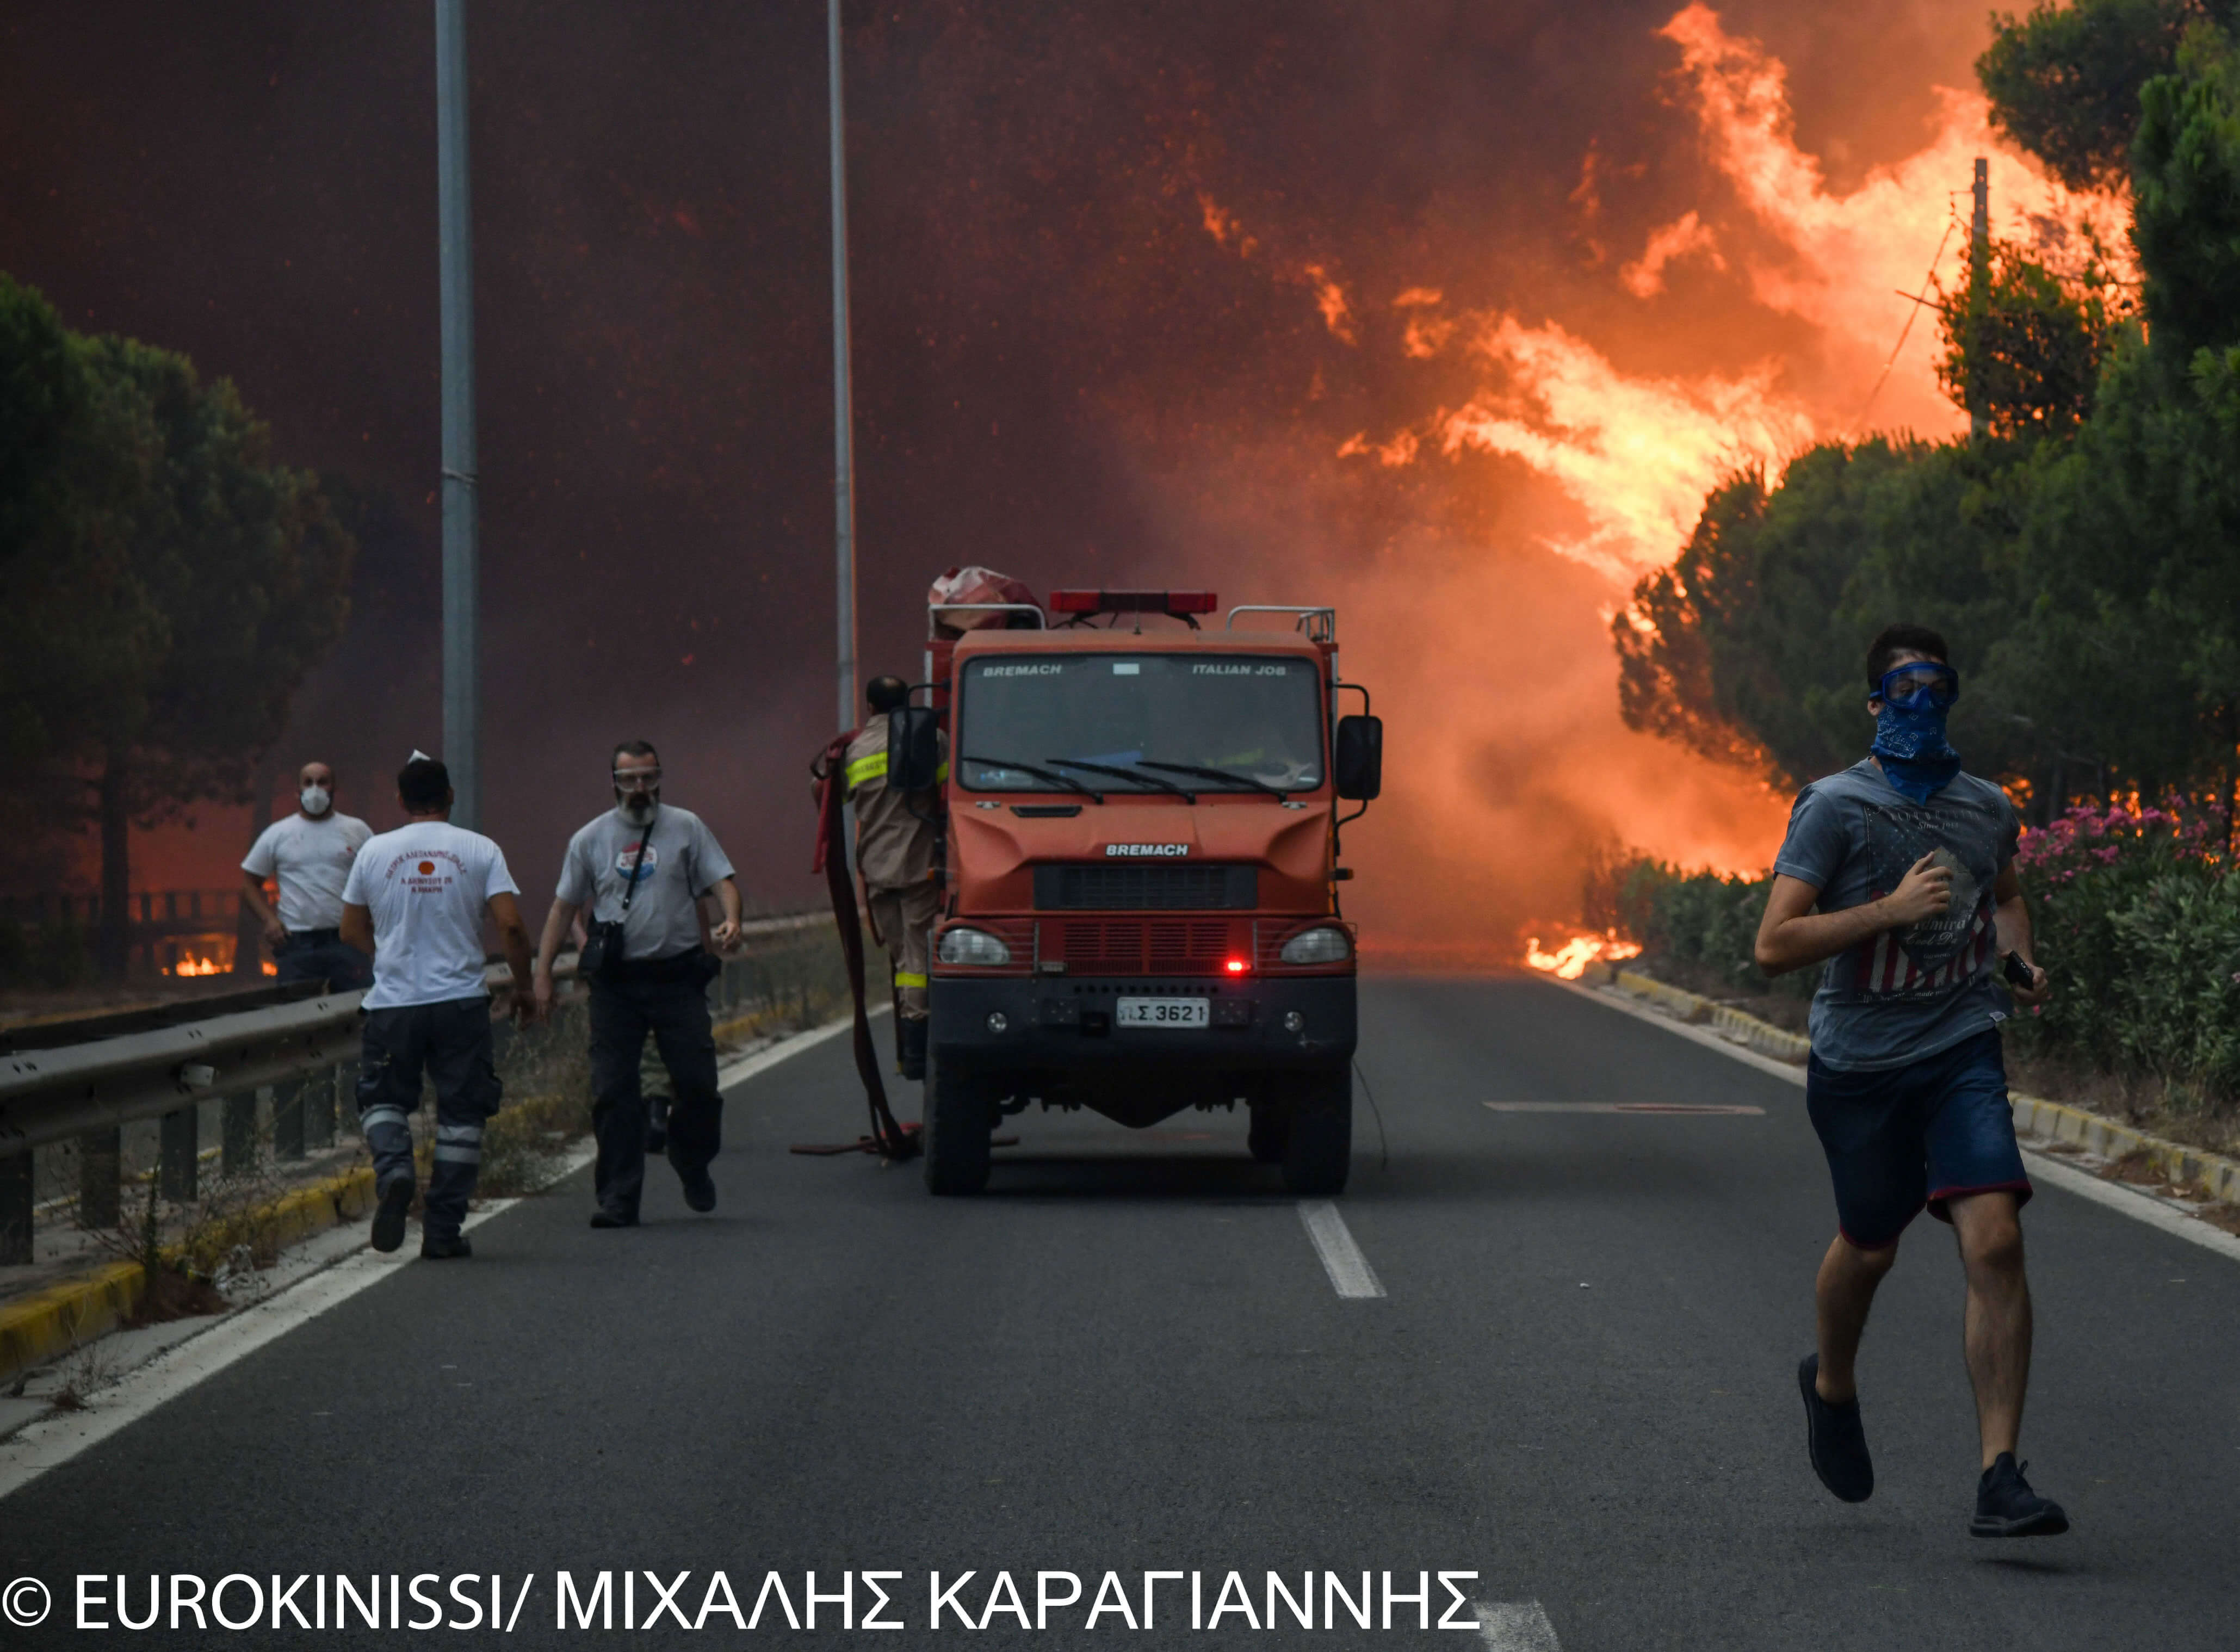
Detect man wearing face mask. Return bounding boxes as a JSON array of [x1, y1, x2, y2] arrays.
[[1754, 624, 2065, 1540], [535, 741, 742, 1227], [240, 761, 374, 991]]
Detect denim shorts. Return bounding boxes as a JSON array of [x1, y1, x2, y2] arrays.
[[1804, 1030, 2032, 1249]]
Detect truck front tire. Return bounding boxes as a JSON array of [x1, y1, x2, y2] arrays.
[[1279, 1064, 1352, 1196], [923, 1051, 993, 1195]]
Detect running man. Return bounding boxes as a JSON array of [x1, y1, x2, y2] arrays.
[[1754, 623, 2068, 1538]]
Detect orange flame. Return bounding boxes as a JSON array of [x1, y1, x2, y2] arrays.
[[1333, 5, 2125, 584], [166, 955, 224, 977], [1524, 933, 1644, 981]]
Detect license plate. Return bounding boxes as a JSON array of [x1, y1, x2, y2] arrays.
[[1116, 997, 1209, 1028]]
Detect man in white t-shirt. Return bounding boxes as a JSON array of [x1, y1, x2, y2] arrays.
[[339, 754, 535, 1261], [240, 759, 374, 990]]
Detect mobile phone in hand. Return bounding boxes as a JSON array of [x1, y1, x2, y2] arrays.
[[2001, 952, 2035, 988]]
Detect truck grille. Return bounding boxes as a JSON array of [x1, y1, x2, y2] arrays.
[[1032, 864, 1257, 911], [1048, 918, 1236, 974]]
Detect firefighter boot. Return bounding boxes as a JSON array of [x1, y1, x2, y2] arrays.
[[900, 1014, 929, 1081]]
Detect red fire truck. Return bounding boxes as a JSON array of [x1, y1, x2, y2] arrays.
[[888, 588, 1382, 1196]]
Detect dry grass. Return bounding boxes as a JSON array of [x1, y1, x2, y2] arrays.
[[121, 1266, 228, 1326], [477, 1081, 592, 1198]]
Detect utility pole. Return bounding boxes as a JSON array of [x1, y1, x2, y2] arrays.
[[436, 0, 481, 828], [1969, 156, 1989, 443], [829, 0, 857, 733]]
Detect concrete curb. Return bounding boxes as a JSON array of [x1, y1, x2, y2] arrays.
[[2007, 1093, 2240, 1204], [0, 1261, 145, 1383], [1601, 967, 2240, 1206], [0, 1165, 376, 1383], [1612, 969, 1812, 1063]]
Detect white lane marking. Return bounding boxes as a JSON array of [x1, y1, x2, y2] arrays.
[[1297, 1199, 1384, 1298], [1546, 975, 2240, 1267], [1474, 1599, 1561, 1650], [0, 1014, 867, 1503], [1484, 1101, 1763, 1115]]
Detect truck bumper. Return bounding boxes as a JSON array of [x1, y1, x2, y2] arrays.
[[929, 974, 1357, 1073]]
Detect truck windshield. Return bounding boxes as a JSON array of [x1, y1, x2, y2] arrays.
[[956, 654, 1323, 793]]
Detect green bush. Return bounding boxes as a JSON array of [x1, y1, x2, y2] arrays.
[[1585, 850, 1811, 1000], [2010, 801, 2240, 1106]]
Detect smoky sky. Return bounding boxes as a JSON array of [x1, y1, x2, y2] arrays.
[[0, 1, 1995, 918]]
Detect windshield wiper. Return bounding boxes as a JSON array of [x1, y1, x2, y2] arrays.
[[1136, 759, 1292, 800], [1045, 757, 1196, 803], [960, 754, 1104, 803]]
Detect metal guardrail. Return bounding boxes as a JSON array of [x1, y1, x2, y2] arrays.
[[1, 988, 369, 1156], [0, 912, 833, 1263]]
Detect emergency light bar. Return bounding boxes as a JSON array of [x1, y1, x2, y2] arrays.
[[1047, 590, 1218, 617]]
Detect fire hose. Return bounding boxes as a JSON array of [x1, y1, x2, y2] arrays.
[[797, 732, 920, 1161]]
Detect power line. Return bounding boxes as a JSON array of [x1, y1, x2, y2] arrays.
[[1851, 209, 1959, 436]]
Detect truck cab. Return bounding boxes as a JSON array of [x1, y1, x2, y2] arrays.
[[906, 590, 1381, 1195]]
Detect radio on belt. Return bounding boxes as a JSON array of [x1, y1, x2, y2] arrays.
[[917, 578, 1382, 1199]]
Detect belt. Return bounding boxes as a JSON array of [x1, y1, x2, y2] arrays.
[[286, 927, 343, 944], [608, 948, 710, 985]]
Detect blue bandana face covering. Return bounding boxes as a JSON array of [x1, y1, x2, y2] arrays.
[[1871, 663, 1961, 803]]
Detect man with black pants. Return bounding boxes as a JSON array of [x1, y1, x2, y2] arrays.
[[535, 740, 741, 1227], [242, 759, 373, 990], [1755, 624, 2068, 1538], [339, 754, 535, 1261]]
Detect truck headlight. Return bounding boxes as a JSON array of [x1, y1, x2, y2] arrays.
[[1278, 925, 1351, 965], [937, 926, 1012, 967]]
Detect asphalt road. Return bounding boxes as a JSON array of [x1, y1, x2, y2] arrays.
[[3, 976, 2234, 1649]]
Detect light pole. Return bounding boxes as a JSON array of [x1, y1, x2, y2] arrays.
[[437, 0, 481, 827], [830, 0, 857, 733], [1969, 156, 1988, 443]]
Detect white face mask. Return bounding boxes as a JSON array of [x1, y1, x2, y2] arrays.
[[300, 785, 332, 816]]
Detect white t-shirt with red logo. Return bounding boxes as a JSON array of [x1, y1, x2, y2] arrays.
[[241, 811, 372, 931], [342, 820, 521, 1011]]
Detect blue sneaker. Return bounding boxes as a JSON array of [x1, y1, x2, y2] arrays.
[[1972, 1453, 2069, 1537], [1798, 1354, 1873, 1502]]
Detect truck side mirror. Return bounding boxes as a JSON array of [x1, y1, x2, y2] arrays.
[[887, 706, 945, 792], [1333, 714, 1382, 800]]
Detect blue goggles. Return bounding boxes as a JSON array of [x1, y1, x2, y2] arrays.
[[1874, 661, 1960, 709]]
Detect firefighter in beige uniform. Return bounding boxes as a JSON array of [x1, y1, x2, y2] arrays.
[[846, 675, 946, 1080]]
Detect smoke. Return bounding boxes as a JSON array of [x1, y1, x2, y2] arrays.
[[0, 2, 2109, 957]]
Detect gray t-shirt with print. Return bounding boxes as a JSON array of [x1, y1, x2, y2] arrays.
[[556, 805, 736, 962], [1773, 759, 2019, 1072]]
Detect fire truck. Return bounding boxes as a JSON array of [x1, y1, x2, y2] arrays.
[[883, 587, 1382, 1196]]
